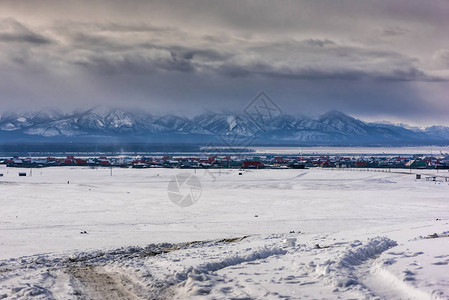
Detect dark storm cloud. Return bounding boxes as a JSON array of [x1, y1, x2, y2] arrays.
[[38, 23, 438, 82], [0, 0, 448, 125], [0, 18, 52, 45], [302, 39, 336, 47], [213, 40, 439, 82], [0, 14, 446, 83], [1, 16, 440, 82], [73, 50, 196, 74], [0, 31, 51, 44], [29, 21, 230, 75]]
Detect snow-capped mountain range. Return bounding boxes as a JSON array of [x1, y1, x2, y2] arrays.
[[0, 107, 448, 145]]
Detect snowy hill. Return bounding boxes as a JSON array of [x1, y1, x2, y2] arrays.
[[424, 126, 449, 139], [0, 107, 448, 145]]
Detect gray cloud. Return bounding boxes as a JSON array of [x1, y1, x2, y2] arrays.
[[302, 39, 336, 47], [0, 32, 51, 44], [433, 49, 449, 69], [0, 18, 52, 45], [4, 20, 436, 83], [0, 13, 445, 83], [0, 0, 448, 125], [379, 26, 409, 37]]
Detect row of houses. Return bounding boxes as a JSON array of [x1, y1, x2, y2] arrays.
[[1, 154, 448, 169]]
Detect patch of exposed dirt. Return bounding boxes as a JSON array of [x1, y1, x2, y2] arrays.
[[67, 266, 143, 300]]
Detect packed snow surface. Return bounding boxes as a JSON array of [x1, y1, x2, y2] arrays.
[[1, 166, 448, 299]]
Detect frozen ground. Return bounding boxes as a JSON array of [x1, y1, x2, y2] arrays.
[[1, 166, 448, 299]]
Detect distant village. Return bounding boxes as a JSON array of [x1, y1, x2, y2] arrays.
[[1, 153, 449, 170]]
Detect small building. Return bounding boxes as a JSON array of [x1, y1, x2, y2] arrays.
[[99, 160, 111, 166], [62, 159, 74, 165], [405, 160, 427, 169], [274, 156, 285, 163], [355, 161, 367, 167], [288, 162, 306, 169], [242, 161, 263, 169], [75, 159, 88, 165], [132, 162, 147, 168]]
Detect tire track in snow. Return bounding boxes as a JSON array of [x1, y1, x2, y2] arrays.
[[362, 263, 432, 300], [161, 246, 288, 299], [67, 266, 142, 300], [322, 236, 433, 299], [0, 237, 250, 299], [312, 237, 399, 298]]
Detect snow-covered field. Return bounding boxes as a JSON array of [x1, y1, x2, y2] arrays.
[[1, 166, 449, 299]]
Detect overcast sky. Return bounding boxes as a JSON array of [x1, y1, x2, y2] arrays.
[[0, 0, 448, 125]]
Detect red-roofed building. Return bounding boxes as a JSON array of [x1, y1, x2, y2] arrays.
[[242, 161, 264, 169]]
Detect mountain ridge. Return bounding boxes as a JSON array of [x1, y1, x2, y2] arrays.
[[0, 107, 448, 146]]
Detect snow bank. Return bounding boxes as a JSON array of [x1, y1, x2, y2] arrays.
[[335, 237, 398, 270], [172, 246, 287, 298], [315, 237, 397, 289]]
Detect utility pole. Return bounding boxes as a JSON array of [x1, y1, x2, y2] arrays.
[[29, 152, 32, 177]]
